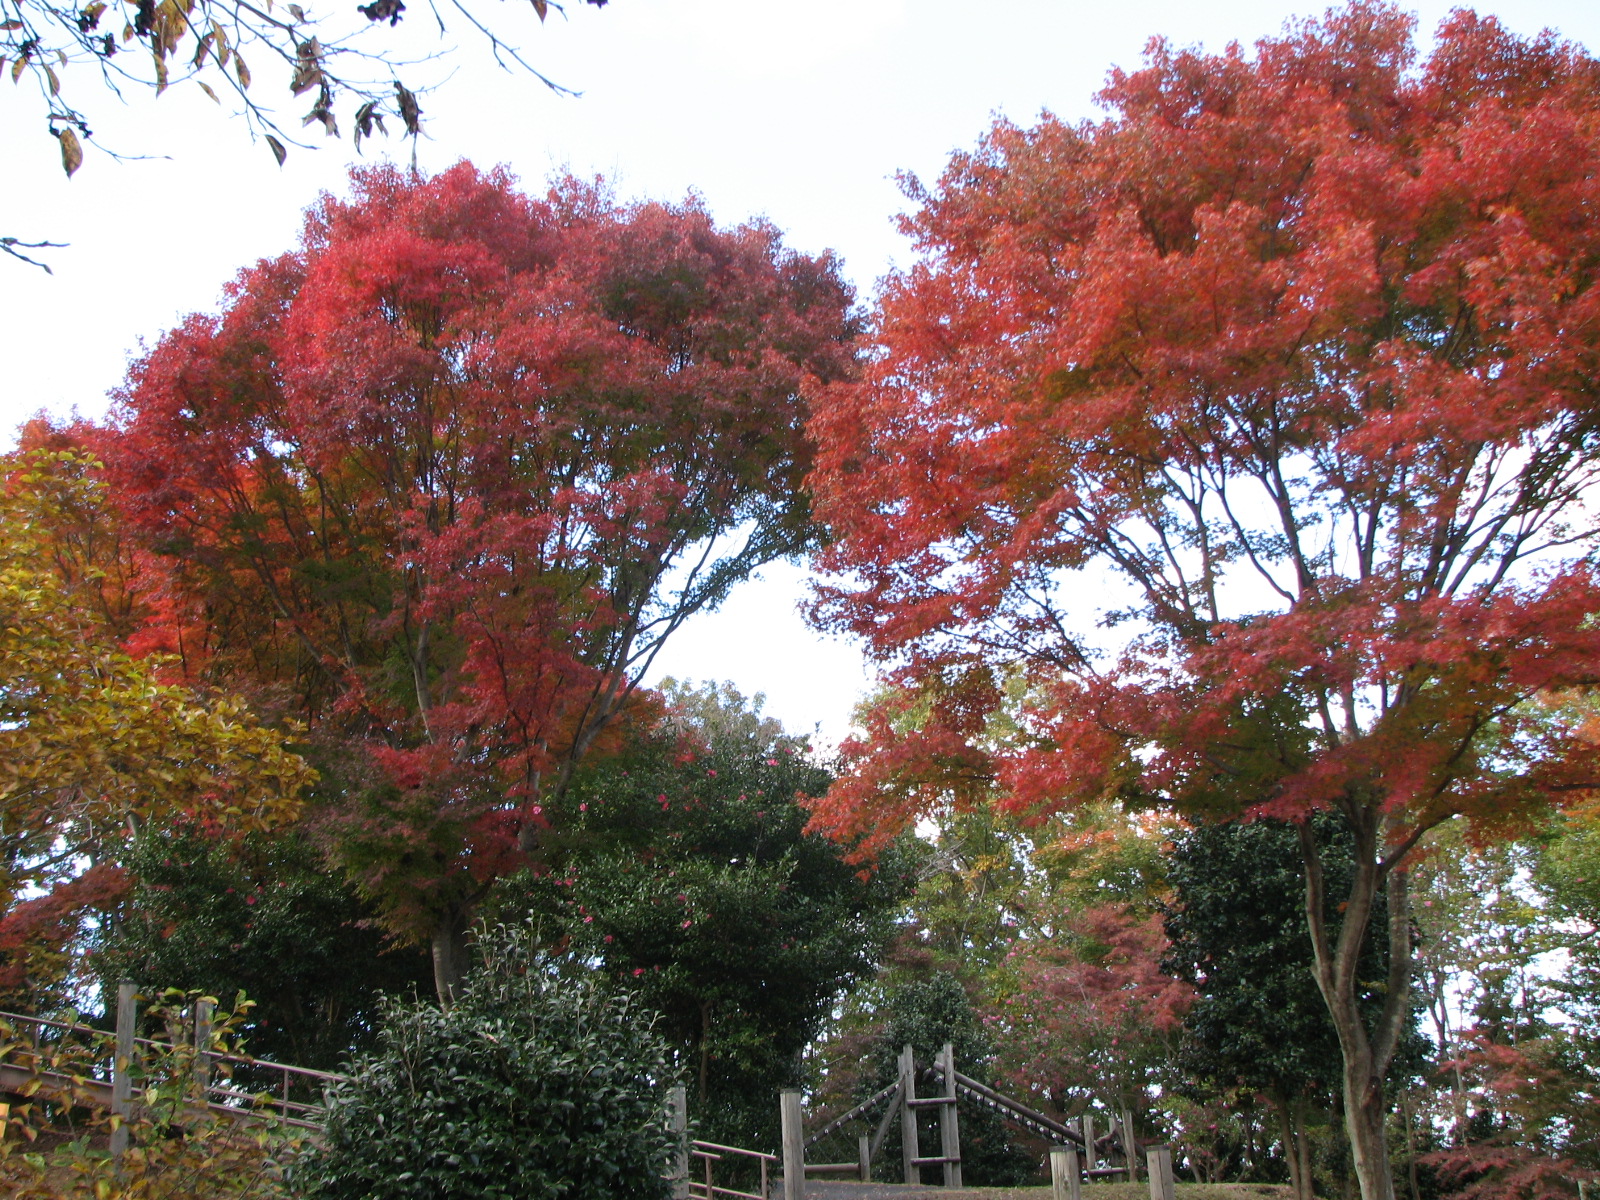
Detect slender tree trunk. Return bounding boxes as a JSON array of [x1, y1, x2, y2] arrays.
[[1273, 1092, 1315, 1200], [431, 909, 469, 1006], [1398, 1089, 1421, 1200], [698, 999, 713, 1104], [1299, 814, 1413, 1200], [1298, 1103, 1315, 1200]]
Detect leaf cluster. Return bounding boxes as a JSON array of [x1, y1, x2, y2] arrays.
[[302, 922, 677, 1200]]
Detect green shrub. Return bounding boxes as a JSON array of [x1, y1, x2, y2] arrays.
[[302, 925, 678, 1200]]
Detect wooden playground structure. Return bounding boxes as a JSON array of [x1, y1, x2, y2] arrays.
[[673, 1042, 1179, 1200], [0, 989, 1180, 1200]]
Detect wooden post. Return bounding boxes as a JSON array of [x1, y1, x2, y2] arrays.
[[192, 997, 214, 1098], [1121, 1106, 1140, 1183], [1051, 1146, 1083, 1200], [110, 981, 136, 1159], [899, 1044, 919, 1185], [869, 1080, 901, 1167], [668, 1084, 690, 1200], [781, 1089, 805, 1200], [1147, 1145, 1175, 1200], [1080, 1114, 1095, 1175], [937, 1042, 962, 1188], [858, 1133, 871, 1182]]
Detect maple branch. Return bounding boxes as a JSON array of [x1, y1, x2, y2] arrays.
[[1, 234, 65, 272], [1213, 480, 1296, 605]]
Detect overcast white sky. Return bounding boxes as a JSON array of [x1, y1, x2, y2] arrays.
[[2, 0, 1597, 745]]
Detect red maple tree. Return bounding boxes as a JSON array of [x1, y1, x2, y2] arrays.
[[99, 163, 858, 1000], [804, 8, 1600, 1199]]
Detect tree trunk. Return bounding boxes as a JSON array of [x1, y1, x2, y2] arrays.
[[431, 910, 469, 1007], [698, 999, 713, 1104], [1299, 815, 1413, 1200], [1273, 1093, 1315, 1200]]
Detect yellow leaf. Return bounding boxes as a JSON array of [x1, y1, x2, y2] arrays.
[[265, 134, 285, 166], [235, 53, 249, 89], [197, 79, 218, 103]]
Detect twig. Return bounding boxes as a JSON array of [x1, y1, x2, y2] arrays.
[[1, 235, 66, 273]]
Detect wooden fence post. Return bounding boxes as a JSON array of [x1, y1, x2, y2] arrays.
[[1121, 1106, 1141, 1183], [858, 1133, 871, 1183], [1147, 1145, 1175, 1200], [1052, 1146, 1083, 1200], [781, 1089, 805, 1200], [192, 997, 214, 1098], [1080, 1114, 1095, 1175], [668, 1084, 690, 1200], [937, 1042, 962, 1188], [899, 1044, 919, 1185], [110, 981, 136, 1159]]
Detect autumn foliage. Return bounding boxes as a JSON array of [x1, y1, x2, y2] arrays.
[[995, 905, 1192, 1115], [0, 449, 313, 1007], [804, 7, 1600, 1200], [98, 163, 858, 997]]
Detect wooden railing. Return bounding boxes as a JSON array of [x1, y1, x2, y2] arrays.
[[690, 1138, 776, 1200], [0, 1002, 350, 1130]]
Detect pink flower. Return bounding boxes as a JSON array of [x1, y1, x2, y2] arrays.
[[633, 968, 645, 976]]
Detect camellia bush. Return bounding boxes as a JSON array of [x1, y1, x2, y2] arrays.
[[302, 923, 679, 1200]]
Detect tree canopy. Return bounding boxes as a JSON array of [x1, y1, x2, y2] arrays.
[[803, 7, 1600, 1200], [96, 162, 859, 1001], [490, 679, 906, 1147]]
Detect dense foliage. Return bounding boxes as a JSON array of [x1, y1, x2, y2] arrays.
[[97, 826, 430, 1071], [500, 680, 908, 1149], [304, 924, 677, 1200], [0, 448, 312, 1010]]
